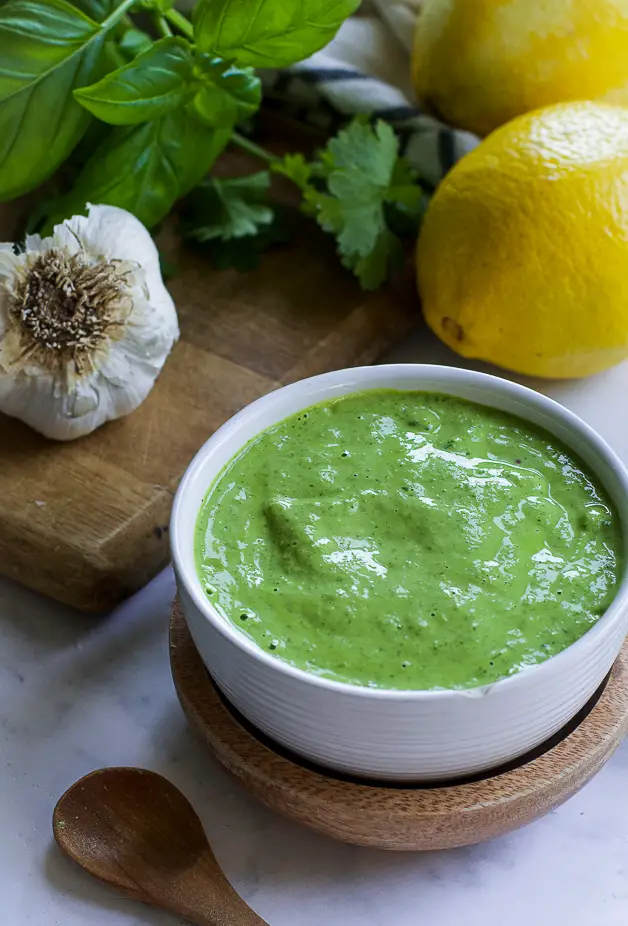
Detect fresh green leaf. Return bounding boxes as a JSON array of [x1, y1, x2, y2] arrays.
[[0, 0, 101, 103], [385, 197, 429, 240], [182, 172, 273, 242], [133, 0, 175, 10], [69, 0, 117, 20], [303, 120, 401, 259], [316, 146, 337, 177], [302, 188, 341, 231], [328, 119, 397, 179], [118, 26, 153, 59], [74, 37, 194, 125], [0, 0, 112, 199], [387, 158, 427, 219], [193, 55, 261, 129], [183, 201, 294, 271], [56, 109, 231, 227], [193, 0, 361, 68], [103, 36, 127, 69], [272, 153, 312, 191], [323, 122, 400, 258], [275, 118, 426, 290], [341, 228, 404, 291], [0, 0, 136, 201], [326, 170, 389, 258]]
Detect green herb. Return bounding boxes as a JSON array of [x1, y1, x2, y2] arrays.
[[0, 0, 428, 290], [194, 0, 362, 68], [276, 120, 428, 289], [192, 55, 261, 129], [71, 0, 119, 19], [183, 202, 294, 272], [56, 112, 232, 227], [181, 173, 274, 242], [0, 0, 116, 200], [118, 26, 153, 58], [75, 36, 194, 124]]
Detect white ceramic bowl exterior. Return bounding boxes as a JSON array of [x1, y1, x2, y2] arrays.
[[171, 366, 628, 782]]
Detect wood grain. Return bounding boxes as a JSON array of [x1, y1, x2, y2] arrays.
[[170, 600, 628, 851], [54, 766, 268, 925], [0, 156, 417, 611]]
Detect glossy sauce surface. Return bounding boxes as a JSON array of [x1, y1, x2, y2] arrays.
[[195, 390, 622, 690]]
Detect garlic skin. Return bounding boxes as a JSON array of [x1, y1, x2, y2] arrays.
[[0, 203, 179, 440]]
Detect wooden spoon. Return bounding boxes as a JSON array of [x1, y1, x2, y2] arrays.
[[53, 767, 269, 926]]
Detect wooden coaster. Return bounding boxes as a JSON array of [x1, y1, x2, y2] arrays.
[[170, 601, 628, 851]]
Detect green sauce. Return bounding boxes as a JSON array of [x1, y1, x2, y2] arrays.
[[195, 390, 622, 690]]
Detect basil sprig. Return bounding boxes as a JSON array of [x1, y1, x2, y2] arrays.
[[0, 0, 428, 290]]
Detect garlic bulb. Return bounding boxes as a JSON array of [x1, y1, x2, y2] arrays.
[[0, 203, 179, 440]]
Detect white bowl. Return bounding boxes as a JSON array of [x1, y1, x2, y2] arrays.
[[171, 365, 628, 782]]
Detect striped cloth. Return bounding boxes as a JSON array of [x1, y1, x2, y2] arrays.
[[262, 0, 479, 188]]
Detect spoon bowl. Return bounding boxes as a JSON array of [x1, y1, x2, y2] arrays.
[[53, 767, 268, 926]]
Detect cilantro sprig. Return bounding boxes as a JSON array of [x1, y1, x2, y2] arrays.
[[276, 120, 428, 289], [182, 119, 429, 289]]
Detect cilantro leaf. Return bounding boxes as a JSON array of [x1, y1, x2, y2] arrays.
[[342, 228, 404, 291], [326, 170, 387, 257], [274, 118, 428, 290], [388, 158, 427, 219], [301, 188, 341, 232], [183, 198, 294, 272], [181, 171, 274, 242], [327, 119, 397, 181], [273, 152, 312, 191]]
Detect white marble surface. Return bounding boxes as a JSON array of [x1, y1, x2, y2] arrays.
[[4, 323, 628, 926]]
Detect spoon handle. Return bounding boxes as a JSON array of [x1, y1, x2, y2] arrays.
[[173, 866, 270, 926], [181, 896, 269, 925]]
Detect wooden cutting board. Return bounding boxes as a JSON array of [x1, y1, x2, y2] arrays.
[[0, 167, 417, 611]]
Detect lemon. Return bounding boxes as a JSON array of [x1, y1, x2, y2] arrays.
[[413, 0, 628, 137], [417, 102, 628, 380]]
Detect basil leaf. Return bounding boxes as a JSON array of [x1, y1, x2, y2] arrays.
[[75, 37, 194, 125], [69, 0, 117, 21], [58, 109, 231, 227], [104, 35, 130, 69], [193, 0, 361, 68], [193, 55, 261, 128], [118, 26, 153, 59], [0, 0, 118, 200], [0, 0, 102, 102]]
